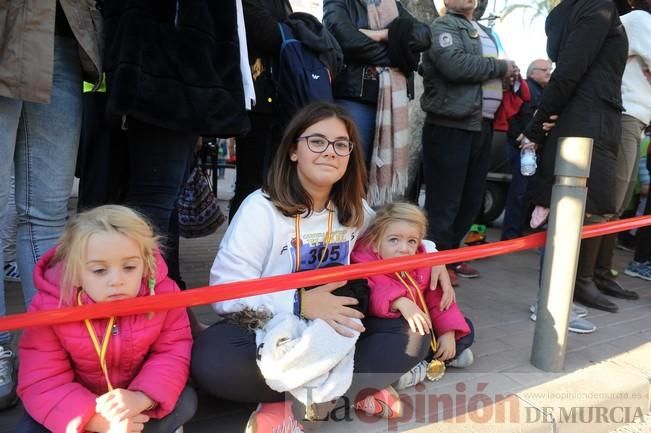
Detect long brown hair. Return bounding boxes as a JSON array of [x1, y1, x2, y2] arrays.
[[263, 102, 368, 227]]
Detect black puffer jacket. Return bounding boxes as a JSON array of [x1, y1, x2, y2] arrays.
[[323, 0, 428, 102], [103, 0, 250, 137]]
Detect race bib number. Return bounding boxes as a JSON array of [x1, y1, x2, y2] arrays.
[[291, 240, 349, 272]]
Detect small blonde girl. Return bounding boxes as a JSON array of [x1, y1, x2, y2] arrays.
[[17, 205, 195, 433], [351, 203, 475, 382]]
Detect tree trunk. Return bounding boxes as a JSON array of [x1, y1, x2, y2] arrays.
[[397, 0, 439, 203]]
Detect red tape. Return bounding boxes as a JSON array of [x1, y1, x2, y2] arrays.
[[1, 215, 650, 332]]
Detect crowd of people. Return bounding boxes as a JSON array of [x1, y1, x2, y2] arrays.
[[0, 0, 649, 432]]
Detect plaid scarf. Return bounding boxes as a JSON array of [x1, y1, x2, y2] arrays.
[[366, 0, 409, 206]]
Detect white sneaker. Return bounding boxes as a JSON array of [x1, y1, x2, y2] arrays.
[[393, 360, 427, 390], [447, 348, 474, 368]]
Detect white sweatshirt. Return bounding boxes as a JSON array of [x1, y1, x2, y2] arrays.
[[621, 10, 651, 125], [210, 190, 374, 315]]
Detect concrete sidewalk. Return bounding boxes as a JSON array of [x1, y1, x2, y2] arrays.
[[1, 214, 649, 433]]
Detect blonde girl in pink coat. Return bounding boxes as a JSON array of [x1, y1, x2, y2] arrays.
[[16, 205, 195, 433]]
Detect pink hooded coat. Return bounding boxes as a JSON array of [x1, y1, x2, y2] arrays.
[[351, 243, 470, 339], [17, 247, 192, 433]]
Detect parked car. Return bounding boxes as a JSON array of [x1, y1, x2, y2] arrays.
[[480, 130, 512, 224]]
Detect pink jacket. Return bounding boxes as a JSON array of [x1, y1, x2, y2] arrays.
[[351, 243, 470, 339], [17, 247, 192, 433]]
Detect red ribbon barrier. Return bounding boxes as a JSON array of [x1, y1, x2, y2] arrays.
[[1, 215, 650, 332]]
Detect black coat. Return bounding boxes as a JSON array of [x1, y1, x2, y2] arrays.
[[323, 0, 427, 102], [243, 0, 292, 114], [103, 0, 250, 137], [524, 0, 627, 214]]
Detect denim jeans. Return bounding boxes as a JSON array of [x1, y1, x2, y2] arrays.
[[0, 174, 17, 262], [502, 138, 531, 240], [335, 98, 376, 170], [0, 36, 82, 344]]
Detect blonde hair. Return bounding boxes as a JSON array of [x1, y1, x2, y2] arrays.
[[358, 203, 428, 250], [52, 205, 159, 305]]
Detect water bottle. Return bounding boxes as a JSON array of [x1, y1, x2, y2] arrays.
[[520, 139, 537, 176]]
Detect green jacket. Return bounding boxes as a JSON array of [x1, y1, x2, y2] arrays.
[[419, 12, 508, 132]]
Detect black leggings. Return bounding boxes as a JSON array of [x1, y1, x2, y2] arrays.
[[16, 386, 197, 433], [191, 318, 430, 404]]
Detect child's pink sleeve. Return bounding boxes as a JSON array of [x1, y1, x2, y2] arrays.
[[424, 288, 470, 340], [128, 281, 192, 418], [367, 275, 407, 319], [17, 295, 98, 433]]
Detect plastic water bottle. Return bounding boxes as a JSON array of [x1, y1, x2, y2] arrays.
[[520, 140, 537, 176]]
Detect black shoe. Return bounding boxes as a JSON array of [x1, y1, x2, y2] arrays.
[[594, 271, 639, 300], [574, 278, 619, 313]]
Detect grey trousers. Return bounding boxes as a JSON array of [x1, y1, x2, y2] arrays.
[[615, 114, 646, 215]]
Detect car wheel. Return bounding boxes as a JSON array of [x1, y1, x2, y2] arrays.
[[478, 182, 506, 224]]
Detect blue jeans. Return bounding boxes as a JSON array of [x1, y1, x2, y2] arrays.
[[0, 36, 82, 344], [335, 98, 376, 169], [502, 138, 531, 240]]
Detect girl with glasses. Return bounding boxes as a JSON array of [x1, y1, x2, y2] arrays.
[[191, 102, 433, 432]]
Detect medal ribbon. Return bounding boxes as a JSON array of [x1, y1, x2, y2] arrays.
[[394, 271, 438, 353], [77, 290, 115, 391], [294, 207, 334, 272]]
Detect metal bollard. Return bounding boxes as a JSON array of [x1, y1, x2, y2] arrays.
[[531, 137, 593, 372]]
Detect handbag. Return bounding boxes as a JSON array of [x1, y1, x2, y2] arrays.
[[178, 162, 226, 238]]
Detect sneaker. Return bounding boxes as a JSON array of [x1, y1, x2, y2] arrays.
[[450, 262, 480, 279], [529, 309, 596, 334], [0, 344, 18, 410], [447, 348, 474, 368], [393, 361, 427, 391], [568, 316, 596, 334], [354, 385, 402, 419], [572, 303, 588, 318], [245, 402, 303, 433], [3, 262, 20, 283], [624, 261, 651, 281], [529, 303, 588, 318]]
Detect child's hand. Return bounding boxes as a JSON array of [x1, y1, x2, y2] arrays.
[[433, 331, 456, 362], [96, 389, 154, 422], [107, 414, 150, 433], [392, 297, 432, 336], [430, 264, 456, 310]]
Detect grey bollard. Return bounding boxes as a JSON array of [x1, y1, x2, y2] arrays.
[[531, 137, 593, 372]]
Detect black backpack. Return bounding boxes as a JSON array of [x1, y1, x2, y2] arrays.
[[273, 23, 334, 130]]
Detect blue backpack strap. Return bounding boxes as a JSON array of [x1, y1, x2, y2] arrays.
[[278, 22, 287, 42]]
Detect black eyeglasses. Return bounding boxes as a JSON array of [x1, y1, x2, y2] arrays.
[[296, 134, 354, 156], [533, 67, 551, 72]]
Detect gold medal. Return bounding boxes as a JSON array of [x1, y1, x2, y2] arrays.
[[426, 359, 446, 381], [395, 272, 447, 383]]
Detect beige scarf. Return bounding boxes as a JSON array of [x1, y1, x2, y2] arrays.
[[366, 0, 409, 206]]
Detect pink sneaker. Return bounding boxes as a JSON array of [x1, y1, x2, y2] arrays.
[[245, 401, 303, 433], [354, 386, 403, 419]]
